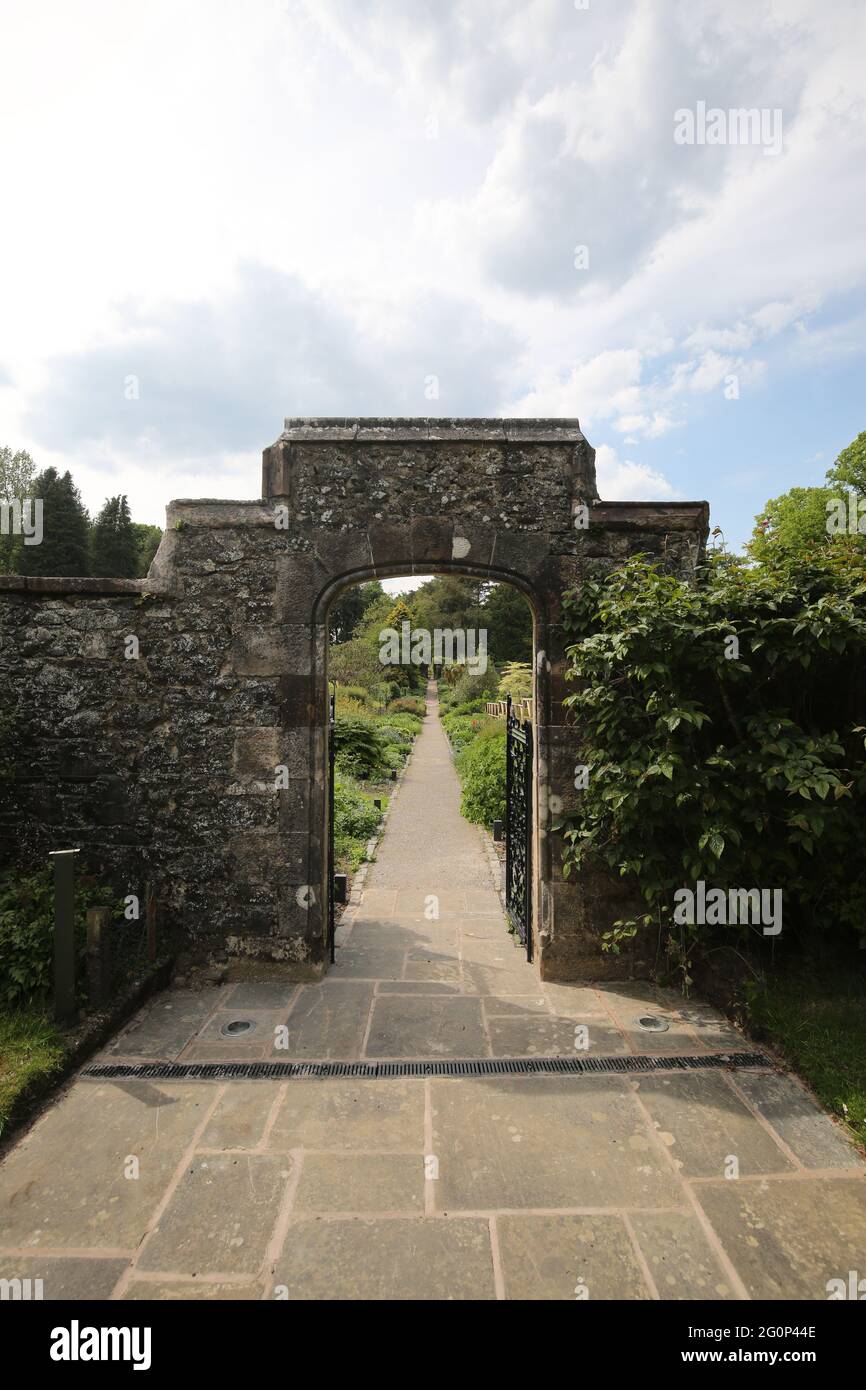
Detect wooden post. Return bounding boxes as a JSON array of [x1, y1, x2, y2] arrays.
[[49, 848, 79, 1025]]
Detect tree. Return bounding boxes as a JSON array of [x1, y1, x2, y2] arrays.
[[90, 495, 139, 578], [0, 446, 36, 574], [412, 576, 480, 633], [747, 487, 837, 561], [826, 428, 866, 496], [328, 636, 385, 688], [17, 467, 91, 577], [483, 583, 533, 664], [329, 579, 384, 643], [131, 522, 163, 577]]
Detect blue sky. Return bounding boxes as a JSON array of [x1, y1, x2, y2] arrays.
[[0, 0, 864, 558]]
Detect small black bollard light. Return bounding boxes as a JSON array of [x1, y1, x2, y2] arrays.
[[492, 819, 504, 843], [49, 848, 80, 1024], [373, 797, 382, 810], [334, 873, 348, 904], [390, 768, 397, 780]]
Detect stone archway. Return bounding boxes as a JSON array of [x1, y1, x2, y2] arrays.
[[0, 417, 709, 982]]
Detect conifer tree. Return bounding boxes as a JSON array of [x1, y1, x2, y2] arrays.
[[91, 494, 139, 578], [17, 467, 91, 576]]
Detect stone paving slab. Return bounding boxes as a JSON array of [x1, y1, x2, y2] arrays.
[[634, 1072, 797, 1178], [197, 1082, 281, 1150], [376, 981, 461, 995], [487, 1015, 629, 1058], [629, 1212, 734, 1300], [403, 952, 463, 985], [225, 981, 298, 1010], [0, 1081, 210, 1249], [329, 948, 407, 980], [280, 981, 373, 1058], [496, 1214, 649, 1300], [294, 1154, 424, 1213], [266, 1078, 424, 1151], [540, 984, 612, 1017], [731, 1070, 863, 1169], [481, 994, 550, 1016], [270, 1217, 497, 1300], [431, 1075, 683, 1210], [105, 991, 223, 1060], [137, 1152, 291, 1275], [365, 995, 487, 1058], [697, 1177, 866, 1300], [0, 1255, 128, 1300]]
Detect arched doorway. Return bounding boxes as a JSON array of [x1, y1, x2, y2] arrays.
[[316, 566, 544, 971]]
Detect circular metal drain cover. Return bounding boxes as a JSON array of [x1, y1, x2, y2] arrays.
[[637, 1015, 669, 1032], [219, 1019, 256, 1038]]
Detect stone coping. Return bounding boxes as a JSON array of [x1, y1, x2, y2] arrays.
[[0, 575, 148, 595], [278, 416, 589, 443]]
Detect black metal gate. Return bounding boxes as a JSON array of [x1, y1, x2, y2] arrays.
[[327, 684, 336, 963], [505, 694, 533, 960]]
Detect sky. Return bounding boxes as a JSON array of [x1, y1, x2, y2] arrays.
[[1, 0, 865, 566]]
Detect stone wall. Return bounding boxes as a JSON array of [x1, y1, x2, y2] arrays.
[[0, 418, 709, 981]]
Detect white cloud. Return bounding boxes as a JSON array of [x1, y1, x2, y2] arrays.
[[0, 0, 863, 535], [594, 444, 677, 501]]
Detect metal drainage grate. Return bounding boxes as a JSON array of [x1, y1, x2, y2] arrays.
[[82, 1052, 772, 1082], [637, 1015, 670, 1032], [219, 1019, 256, 1038]]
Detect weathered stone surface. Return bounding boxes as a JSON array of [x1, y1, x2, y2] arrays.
[[137, 1153, 291, 1275], [294, 1154, 424, 1213], [0, 417, 707, 974], [432, 1075, 682, 1210], [0, 1081, 210, 1248], [629, 1212, 734, 1300], [697, 1177, 866, 1300], [0, 1256, 128, 1301], [496, 1215, 650, 1300], [270, 1216, 496, 1300], [634, 1071, 797, 1177]]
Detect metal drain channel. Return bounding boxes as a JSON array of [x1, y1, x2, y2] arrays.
[[82, 1052, 772, 1081]]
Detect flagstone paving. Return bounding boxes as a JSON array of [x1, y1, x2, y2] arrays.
[[0, 687, 863, 1299]]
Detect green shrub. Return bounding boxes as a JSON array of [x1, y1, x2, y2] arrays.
[[558, 548, 866, 969], [333, 774, 381, 842], [450, 665, 499, 706], [441, 712, 498, 753], [0, 865, 117, 1008], [388, 696, 426, 718], [379, 713, 422, 738], [498, 661, 533, 700], [447, 699, 488, 717], [333, 717, 390, 780], [336, 696, 376, 721], [336, 685, 377, 710], [333, 774, 383, 872], [456, 730, 506, 825]]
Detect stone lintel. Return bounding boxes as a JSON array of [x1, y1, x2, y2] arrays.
[[590, 500, 710, 532]]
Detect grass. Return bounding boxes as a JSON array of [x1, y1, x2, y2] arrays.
[[749, 950, 866, 1148], [0, 1008, 68, 1139]]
